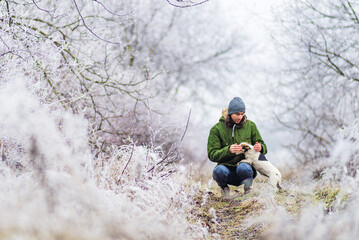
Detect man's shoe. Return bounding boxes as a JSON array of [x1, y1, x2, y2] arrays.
[[244, 185, 251, 194], [242, 178, 253, 194], [221, 186, 230, 198]]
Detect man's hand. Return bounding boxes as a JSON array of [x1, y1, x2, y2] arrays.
[[229, 144, 242, 154], [254, 142, 262, 152]]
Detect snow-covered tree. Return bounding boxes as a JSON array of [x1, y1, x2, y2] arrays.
[[273, 0, 359, 165], [1, 1, 217, 238], [1, 0, 248, 152]]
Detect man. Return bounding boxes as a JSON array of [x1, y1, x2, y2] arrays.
[[207, 97, 267, 197]]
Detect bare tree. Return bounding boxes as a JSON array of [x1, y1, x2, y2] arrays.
[[273, 0, 359, 166], [1, 0, 247, 157]]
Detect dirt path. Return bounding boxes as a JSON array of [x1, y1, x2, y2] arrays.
[[190, 178, 323, 240], [192, 188, 267, 240]]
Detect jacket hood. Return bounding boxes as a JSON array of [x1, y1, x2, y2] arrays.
[[221, 108, 228, 120]]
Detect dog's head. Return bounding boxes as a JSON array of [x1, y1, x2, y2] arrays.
[[238, 142, 253, 154]]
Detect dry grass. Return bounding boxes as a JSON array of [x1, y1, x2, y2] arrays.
[[190, 173, 351, 239]]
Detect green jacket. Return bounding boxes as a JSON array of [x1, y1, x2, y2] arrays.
[[207, 112, 267, 168]]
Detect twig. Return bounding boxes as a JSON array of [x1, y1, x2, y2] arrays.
[[166, 0, 209, 8], [0, 50, 24, 60], [147, 145, 175, 173], [4, 0, 12, 26], [147, 108, 191, 173], [32, 0, 58, 18], [117, 144, 135, 183], [347, 1, 359, 25], [180, 108, 191, 142], [72, 0, 120, 44], [93, 0, 132, 16], [0, 141, 6, 162], [0, 36, 10, 50]]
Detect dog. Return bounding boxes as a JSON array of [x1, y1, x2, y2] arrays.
[[238, 142, 282, 190]]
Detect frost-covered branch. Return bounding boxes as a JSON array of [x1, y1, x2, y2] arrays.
[[72, 0, 121, 44], [32, 0, 57, 18], [166, 0, 209, 8], [93, 0, 132, 16], [273, 0, 359, 164]]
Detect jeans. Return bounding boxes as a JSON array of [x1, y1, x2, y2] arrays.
[[212, 163, 254, 189]]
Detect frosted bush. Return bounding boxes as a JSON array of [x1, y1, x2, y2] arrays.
[[0, 77, 207, 239], [262, 195, 359, 240], [251, 121, 359, 239], [0, 77, 91, 177], [323, 120, 359, 183], [0, 1, 223, 239]]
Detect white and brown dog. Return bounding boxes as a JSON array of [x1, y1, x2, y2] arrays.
[[238, 142, 282, 190]]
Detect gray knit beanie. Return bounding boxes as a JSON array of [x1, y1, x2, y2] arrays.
[[228, 97, 246, 115]]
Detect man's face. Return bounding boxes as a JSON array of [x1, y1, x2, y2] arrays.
[[230, 112, 244, 124]]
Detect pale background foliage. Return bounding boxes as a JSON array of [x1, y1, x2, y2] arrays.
[[1, 0, 359, 239]]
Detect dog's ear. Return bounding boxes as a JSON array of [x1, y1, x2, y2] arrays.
[[240, 143, 250, 151], [245, 142, 252, 148], [244, 144, 250, 150]]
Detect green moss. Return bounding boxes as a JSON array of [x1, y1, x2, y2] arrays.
[[275, 189, 314, 215], [313, 185, 350, 212]]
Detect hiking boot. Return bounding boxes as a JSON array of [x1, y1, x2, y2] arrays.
[[221, 186, 230, 198], [242, 178, 253, 194], [244, 185, 252, 194]]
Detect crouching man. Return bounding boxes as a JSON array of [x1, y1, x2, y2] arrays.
[[207, 97, 267, 197]]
